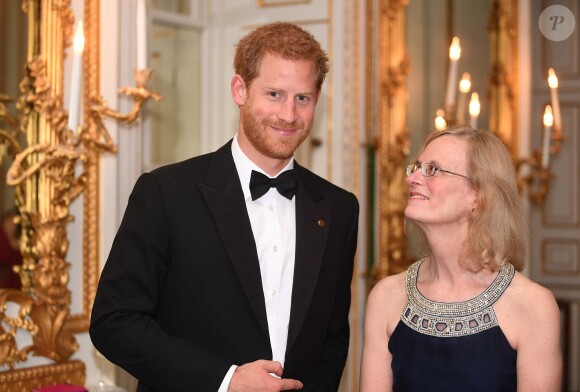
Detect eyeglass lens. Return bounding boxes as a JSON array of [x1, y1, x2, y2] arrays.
[[406, 163, 436, 177]]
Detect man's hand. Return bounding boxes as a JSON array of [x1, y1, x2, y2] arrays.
[[227, 360, 303, 392]]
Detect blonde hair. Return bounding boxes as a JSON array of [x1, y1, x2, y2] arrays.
[[410, 126, 528, 271], [233, 22, 329, 90]]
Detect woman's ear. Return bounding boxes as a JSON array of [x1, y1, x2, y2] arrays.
[[231, 74, 247, 106], [470, 199, 478, 214]]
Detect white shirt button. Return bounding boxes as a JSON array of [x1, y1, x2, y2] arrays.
[[269, 204, 274, 211], [271, 289, 277, 296], [273, 245, 278, 252]]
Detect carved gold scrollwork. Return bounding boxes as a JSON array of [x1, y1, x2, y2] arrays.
[[91, 69, 162, 124], [515, 128, 566, 205], [366, 0, 520, 288], [0, 360, 85, 391], [376, 61, 411, 281], [488, 0, 519, 158], [0, 290, 37, 367], [0, 0, 161, 378], [365, 0, 413, 286]]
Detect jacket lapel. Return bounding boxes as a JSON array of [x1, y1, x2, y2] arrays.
[[286, 165, 332, 351], [197, 147, 332, 351], [197, 142, 270, 340]]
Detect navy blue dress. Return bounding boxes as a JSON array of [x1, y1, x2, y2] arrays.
[[388, 259, 517, 391]]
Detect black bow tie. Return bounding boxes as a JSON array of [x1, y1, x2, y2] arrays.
[[249, 169, 298, 201]]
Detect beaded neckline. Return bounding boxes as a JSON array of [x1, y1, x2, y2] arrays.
[[400, 258, 515, 337]]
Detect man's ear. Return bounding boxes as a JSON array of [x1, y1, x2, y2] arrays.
[[231, 75, 247, 106]]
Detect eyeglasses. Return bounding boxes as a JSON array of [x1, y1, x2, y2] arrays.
[[406, 162, 472, 181]]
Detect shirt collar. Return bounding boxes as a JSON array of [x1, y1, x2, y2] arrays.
[[231, 134, 295, 201]]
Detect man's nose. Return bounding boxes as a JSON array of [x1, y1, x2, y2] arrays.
[[277, 100, 297, 124]]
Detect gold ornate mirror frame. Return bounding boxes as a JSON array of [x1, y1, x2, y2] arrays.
[[0, 0, 101, 384], [0, 0, 158, 387], [70, 0, 100, 334], [364, 0, 411, 284], [366, 0, 519, 283], [488, 0, 519, 157]]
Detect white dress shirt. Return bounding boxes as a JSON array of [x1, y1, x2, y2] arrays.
[[218, 134, 296, 391]]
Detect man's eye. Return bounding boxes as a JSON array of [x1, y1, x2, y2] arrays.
[[269, 91, 280, 98], [296, 95, 310, 103]]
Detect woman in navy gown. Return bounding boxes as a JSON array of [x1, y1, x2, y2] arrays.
[[360, 127, 562, 391]]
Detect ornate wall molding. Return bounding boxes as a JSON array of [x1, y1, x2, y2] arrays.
[[341, 1, 362, 390], [0, 360, 85, 391], [366, 0, 412, 285], [66, 0, 100, 334], [365, 0, 519, 285], [0, 0, 157, 379], [0, 0, 81, 369], [257, 0, 311, 7], [488, 0, 519, 158]]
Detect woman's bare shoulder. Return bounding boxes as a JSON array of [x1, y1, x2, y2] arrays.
[[506, 272, 559, 316], [365, 270, 408, 333], [368, 270, 407, 306], [495, 270, 560, 352], [500, 271, 562, 389], [497, 271, 559, 333]]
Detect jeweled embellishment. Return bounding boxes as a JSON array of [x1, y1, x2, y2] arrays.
[[401, 259, 515, 337]]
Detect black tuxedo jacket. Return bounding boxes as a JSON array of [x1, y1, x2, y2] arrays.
[[90, 140, 359, 391]]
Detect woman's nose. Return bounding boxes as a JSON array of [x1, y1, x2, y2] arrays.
[[406, 169, 421, 185]]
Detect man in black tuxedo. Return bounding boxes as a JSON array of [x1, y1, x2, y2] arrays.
[[90, 21, 359, 392]]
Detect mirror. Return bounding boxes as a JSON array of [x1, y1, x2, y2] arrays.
[[0, 0, 100, 331], [407, 0, 519, 157], [0, 0, 27, 290], [366, 0, 518, 283], [146, 10, 203, 171], [406, 0, 492, 155], [0, 0, 102, 386]]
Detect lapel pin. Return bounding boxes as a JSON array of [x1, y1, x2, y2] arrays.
[[317, 219, 325, 228]]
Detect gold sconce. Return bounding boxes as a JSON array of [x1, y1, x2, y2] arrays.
[[435, 1, 564, 206], [440, 32, 565, 205], [515, 69, 565, 205], [366, 0, 524, 284], [0, 0, 160, 387]]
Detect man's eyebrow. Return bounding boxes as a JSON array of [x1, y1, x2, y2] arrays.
[[293, 90, 317, 97]]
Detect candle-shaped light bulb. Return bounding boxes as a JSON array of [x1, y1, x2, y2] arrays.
[[457, 72, 471, 123], [542, 105, 553, 168], [548, 68, 558, 89], [68, 21, 84, 132], [459, 73, 471, 93], [434, 109, 447, 130], [469, 92, 480, 129], [543, 104, 554, 126], [548, 68, 562, 132], [449, 37, 461, 61], [73, 21, 85, 53], [137, 0, 148, 69], [445, 37, 461, 115]]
